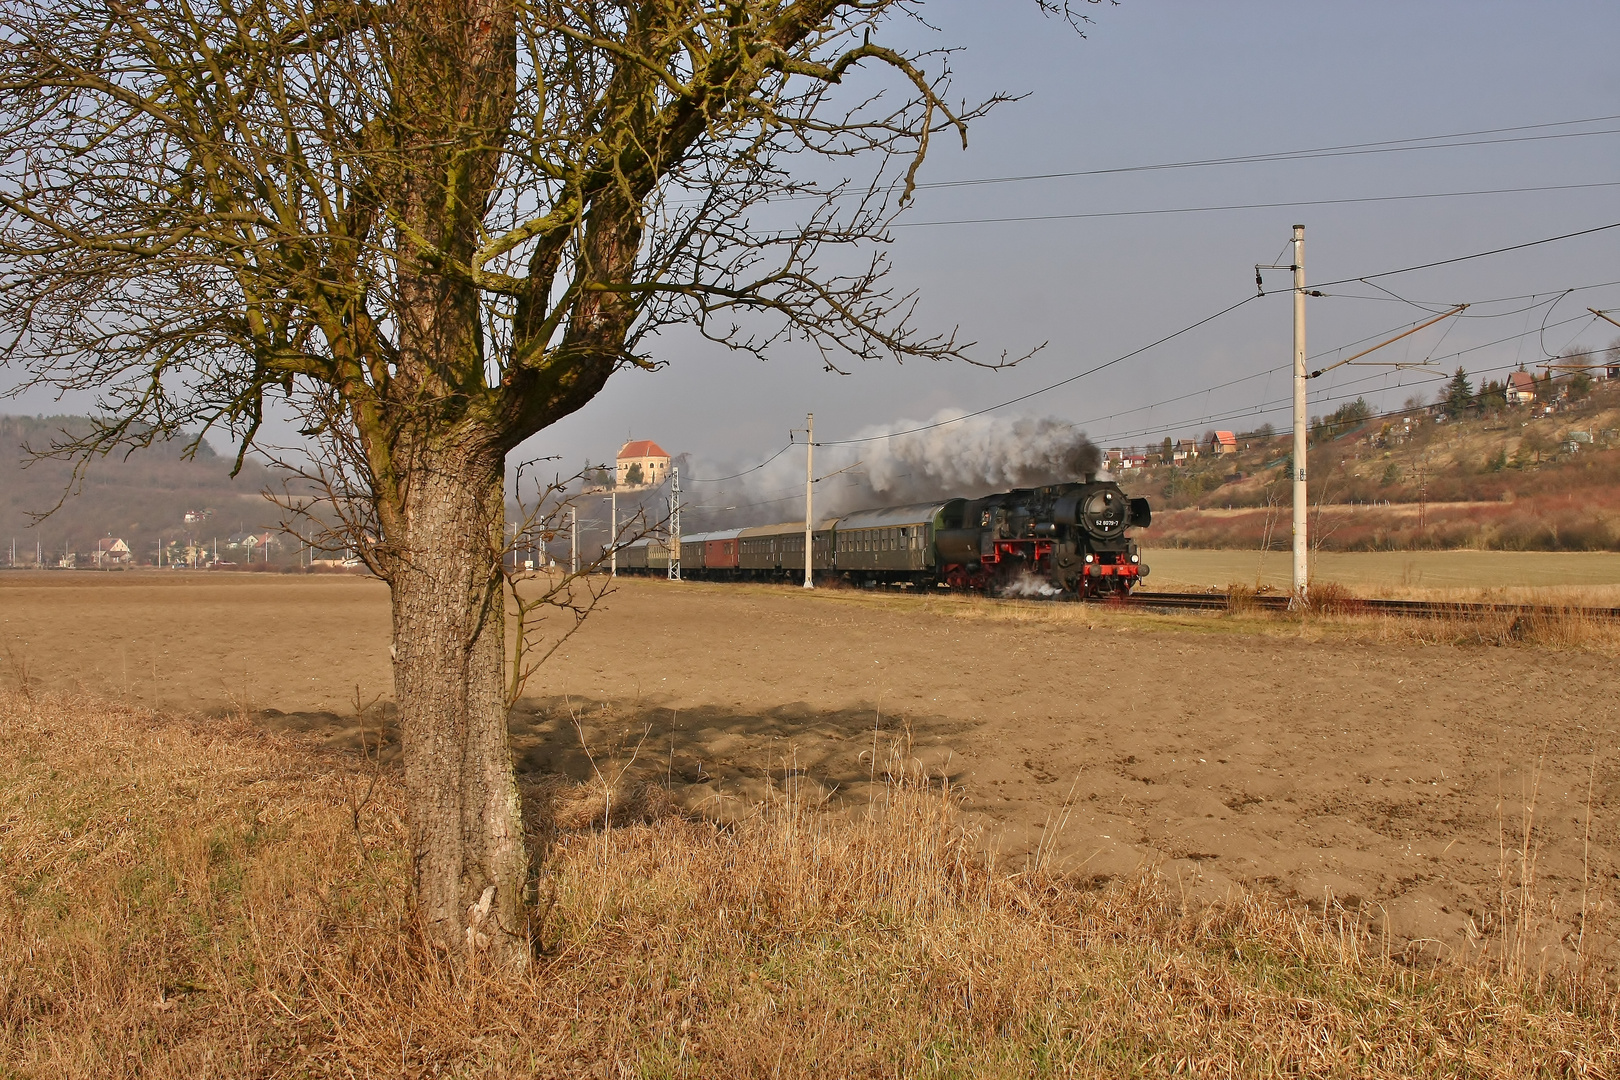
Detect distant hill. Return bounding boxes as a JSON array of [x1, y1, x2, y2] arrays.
[[1130, 379, 1620, 552], [0, 415, 284, 565]]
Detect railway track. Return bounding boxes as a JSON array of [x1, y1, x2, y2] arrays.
[[1120, 590, 1620, 621]]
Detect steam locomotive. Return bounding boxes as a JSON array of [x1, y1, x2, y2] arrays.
[[620, 476, 1151, 598]]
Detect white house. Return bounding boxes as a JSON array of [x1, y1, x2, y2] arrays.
[[616, 439, 671, 489]]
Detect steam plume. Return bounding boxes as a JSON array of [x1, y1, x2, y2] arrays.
[[688, 411, 1104, 529]]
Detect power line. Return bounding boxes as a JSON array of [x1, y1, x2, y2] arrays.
[[823, 224, 1617, 446], [1100, 317, 1594, 444], [816, 295, 1261, 446], [891, 180, 1620, 230], [682, 256, 1619, 480], [1310, 221, 1620, 289], [686, 440, 795, 482], [1089, 311, 1606, 445], [1067, 287, 1615, 445], [1296, 278, 1620, 313], [905, 116, 1620, 190], [751, 113, 1620, 206]]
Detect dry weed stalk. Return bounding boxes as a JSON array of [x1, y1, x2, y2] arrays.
[[1, 639, 32, 702]]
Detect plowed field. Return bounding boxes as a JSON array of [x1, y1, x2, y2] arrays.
[[2, 570, 1614, 967]]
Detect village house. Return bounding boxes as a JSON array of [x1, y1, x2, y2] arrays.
[[1172, 439, 1198, 465], [90, 537, 131, 569], [226, 531, 277, 563], [616, 439, 670, 489], [1206, 430, 1237, 455], [1505, 370, 1537, 406]]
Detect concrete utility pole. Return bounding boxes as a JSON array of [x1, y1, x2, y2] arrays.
[[668, 465, 681, 581], [1290, 225, 1308, 607], [609, 489, 617, 577], [803, 412, 814, 589], [569, 505, 577, 575]]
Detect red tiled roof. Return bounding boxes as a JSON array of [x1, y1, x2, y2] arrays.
[[1212, 430, 1237, 446], [617, 439, 669, 460], [1508, 371, 1536, 393]]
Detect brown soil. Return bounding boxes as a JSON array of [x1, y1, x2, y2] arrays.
[[2, 569, 1615, 968]]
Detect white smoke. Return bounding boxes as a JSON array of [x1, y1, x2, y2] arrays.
[[999, 571, 1064, 599], [687, 410, 1103, 529]]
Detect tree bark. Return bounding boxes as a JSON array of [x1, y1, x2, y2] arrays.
[[387, 439, 527, 963]]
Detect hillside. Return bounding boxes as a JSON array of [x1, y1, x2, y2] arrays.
[[1129, 377, 1620, 552], [0, 415, 284, 566]]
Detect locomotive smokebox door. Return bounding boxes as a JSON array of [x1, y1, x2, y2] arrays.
[[1081, 489, 1126, 537]]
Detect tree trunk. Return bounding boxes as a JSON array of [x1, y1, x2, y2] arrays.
[[388, 440, 527, 964]]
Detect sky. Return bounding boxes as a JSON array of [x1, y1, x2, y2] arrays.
[[530, 0, 1620, 485], [7, 1, 1619, 506]]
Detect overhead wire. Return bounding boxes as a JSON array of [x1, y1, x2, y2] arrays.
[[1089, 311, 1606, 444], [750, 113, 1620, 205], [890, 181, 1620, 230], [902, 118, 1620, 190], [1308, 221, 1620, 289], [1019, 284, 1611, 446], [676, 235, 1620, 480], [1124, 312, 1597, 436], [815, 295, 1261, 446], [1305, 278, 1620, 311], [832, 224, 1619, 445], [685, 440, 795, 482]]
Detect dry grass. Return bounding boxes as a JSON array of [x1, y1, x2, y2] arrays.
[[3, 689, 1618, 1078], [1353, 583, 1620, 607], [1143, 547, 1620, 602], [784, 579, 1620, 653]]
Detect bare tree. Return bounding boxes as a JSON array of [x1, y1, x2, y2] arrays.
[[0, 0, 1102, 964]]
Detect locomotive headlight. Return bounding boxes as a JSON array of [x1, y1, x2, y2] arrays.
[[1130, 554, 1140, 564], [1084, 553, 1095, 563]]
